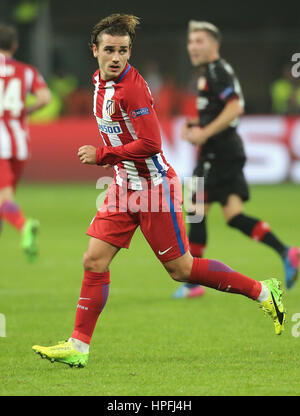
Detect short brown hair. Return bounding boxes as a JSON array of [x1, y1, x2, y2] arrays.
[[90, 14, 140, 49], [188, 20, 222, 45], [0, 23, 18, 51]]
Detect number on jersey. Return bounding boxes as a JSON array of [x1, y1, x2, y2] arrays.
[[0, 78, 23, 117]]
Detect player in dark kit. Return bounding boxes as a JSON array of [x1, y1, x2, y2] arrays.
[[173, 21, 299, 299]]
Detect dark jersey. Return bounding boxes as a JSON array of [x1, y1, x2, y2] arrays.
[[196, 58, 245, 160]]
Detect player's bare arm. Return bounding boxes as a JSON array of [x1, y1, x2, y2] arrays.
[[183, 98, 243, 145], [26, 87, 51, 115]]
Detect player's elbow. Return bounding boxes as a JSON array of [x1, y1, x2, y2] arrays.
[[227, 98, 244, 118], [233, 99, 244, 116], [145, 139, 161, 156], [42, 89, 52, 106], [149, 143, 161, 156], [237, 104, 244, 116], [35, 88, 52, 107]]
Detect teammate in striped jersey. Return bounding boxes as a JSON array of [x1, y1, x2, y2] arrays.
[[32, 14, 286, 368], [0, 24, 51, 261]]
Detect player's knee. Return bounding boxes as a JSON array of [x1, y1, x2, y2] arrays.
[[169, 270, 190, 282], [164, 253, 193, 282], [0, 187, 14, 207], [82, 251, 108, 273]]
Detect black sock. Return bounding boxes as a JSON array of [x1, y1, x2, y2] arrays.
[[261, 233, 287, 257], [188, 216, 207, 246], [228, 213, 287, 257]]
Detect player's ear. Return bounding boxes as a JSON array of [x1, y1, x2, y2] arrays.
[[128, 47, 132, 60], [92, 43, 98, 58]]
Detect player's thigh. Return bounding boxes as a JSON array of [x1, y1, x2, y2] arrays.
[[222, 194, 244, 222], [163, 251, 194, 282], [0, 159, 15, 199], [140, 177, 189, 263], [83, 237, 120, 272], [10, 159, 26, 190]]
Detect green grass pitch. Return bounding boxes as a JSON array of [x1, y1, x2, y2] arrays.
[[0, 182, 300, 396]]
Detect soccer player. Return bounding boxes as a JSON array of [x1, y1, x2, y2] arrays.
[[32, 14, 286, 368], [0, 24, 51, 261], [173, 21, 300, 299]]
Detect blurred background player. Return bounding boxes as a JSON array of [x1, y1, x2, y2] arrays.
[[32, 14, 285, 368], [0, 23, 51, 261], [173, 21, 300, 299]]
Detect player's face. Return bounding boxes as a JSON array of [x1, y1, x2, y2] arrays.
[[187, 30, 218, 66], [93, 34, 131, 80]]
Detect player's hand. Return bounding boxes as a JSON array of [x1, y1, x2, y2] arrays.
[[78, 145, 97, 164], [181, 118, 199, 141], [181, 122, 191, 140], [184, 126, 209, 145]]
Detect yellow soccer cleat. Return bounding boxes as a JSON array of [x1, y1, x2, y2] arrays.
[[260, 278, 286, 335], [32, 340, 89, 368]]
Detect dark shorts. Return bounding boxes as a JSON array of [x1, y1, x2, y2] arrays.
[[194, 156, 249, 206]]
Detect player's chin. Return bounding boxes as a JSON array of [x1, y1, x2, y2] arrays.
[[191, 57, 205, 66], [108, 67, 122, 77]]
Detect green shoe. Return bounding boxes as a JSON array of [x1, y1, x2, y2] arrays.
[[32, 340, 89, 368], [21, 218, 39, 262], [260, 278, 286, 335]]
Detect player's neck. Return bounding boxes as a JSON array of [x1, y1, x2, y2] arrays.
[[0, 50, 13, 58], [208, 51, 220, 63], [198, 53, 220, 69]]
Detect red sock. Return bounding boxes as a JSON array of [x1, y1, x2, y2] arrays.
[[189, 242, 206, 257], [189, 258, 261, 300], [251, 221, 271, 241], [0, 200, 25, 231], [71, 270, 110, 344]]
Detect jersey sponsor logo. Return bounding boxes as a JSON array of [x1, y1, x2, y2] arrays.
[[131, 107, 150, 118], [106, 99, 115, 116], [96, 117, 123, 135]]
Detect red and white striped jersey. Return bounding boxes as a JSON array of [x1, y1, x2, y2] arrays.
[[0, 56, 47, 160], [93, 63, 175, 190]]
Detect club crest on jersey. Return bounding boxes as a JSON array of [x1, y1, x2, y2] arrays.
[[106, 100, 115, 116]]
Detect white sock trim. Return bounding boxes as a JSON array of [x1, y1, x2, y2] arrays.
[[69, 337, 90, 353], [257, 283, 270, 303]]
